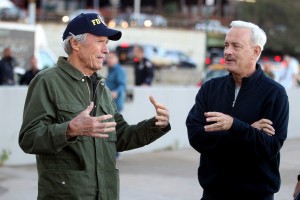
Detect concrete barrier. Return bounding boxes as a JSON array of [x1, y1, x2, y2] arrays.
[[0, 86, 299, 165]]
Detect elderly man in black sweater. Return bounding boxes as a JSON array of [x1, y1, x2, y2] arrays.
[[186, 20, 289, 200]]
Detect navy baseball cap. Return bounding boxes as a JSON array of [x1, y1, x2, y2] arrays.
[[62, 13, 122, 41]]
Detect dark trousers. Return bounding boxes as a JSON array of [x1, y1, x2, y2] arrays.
[[201, 191, 274, 200]]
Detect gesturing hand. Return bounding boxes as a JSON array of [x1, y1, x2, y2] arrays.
[[251, 118, 275, 136], [149, 96, 169, 129], [67, 102, 117, 138]]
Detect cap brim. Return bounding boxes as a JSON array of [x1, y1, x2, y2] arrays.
[[91, 27, 122, 41], [108, 29, 122, 41]]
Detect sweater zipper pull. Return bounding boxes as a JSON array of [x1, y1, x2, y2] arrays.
[[232, 100, 236, 108]]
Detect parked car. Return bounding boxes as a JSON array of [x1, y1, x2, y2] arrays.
[[156, 50, 197, 68], [205, 48, 225, 68], [198, 63, 228, 86], [195, 20, 229, 34], [115, 43, 167, 68], [109, 13, 167, 28], [0, 0, 26, 21]]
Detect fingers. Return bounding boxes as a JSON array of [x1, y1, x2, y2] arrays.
[[204, 123, 221, 132], [259, 118, 273, 125], [251, 118, 275, 136], [204, 112, 233, 132], [95, 114, 114, 122], [80, 121, 116, 138], [149, 96, 169, 128], [204, 112, 221, 118], [155, 115, 169, 126], [69, 113, 117, 138], [149, 96, 166, 109], [261, 124, 275, 136], [89, 133, 110, 138], [204, 112, 222, 125], [94, 122, 117, 132], [149, 95, 157, 107]]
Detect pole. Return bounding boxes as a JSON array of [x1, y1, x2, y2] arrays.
[[93, 0, 100, 10], [204, 0, 215, 68], [28, 0, 36, 25], [134, 0, 141, 22]]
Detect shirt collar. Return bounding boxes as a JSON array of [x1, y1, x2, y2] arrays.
[[57, 56, 105, 81]]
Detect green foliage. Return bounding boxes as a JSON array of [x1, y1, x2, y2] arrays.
[[0, 149, 11, 166], [164, 2, 178, 16], [235, 0, 300, 55]]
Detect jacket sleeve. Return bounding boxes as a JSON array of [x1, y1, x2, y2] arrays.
[[230, 93, 289, 160], [19, 75, 70, 154], [114, 113, 171, 152], [186, 88, 232, 154]]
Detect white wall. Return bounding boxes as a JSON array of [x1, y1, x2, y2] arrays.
[[0, 86, 299, 165]]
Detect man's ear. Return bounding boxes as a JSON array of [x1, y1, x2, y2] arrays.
[[70, 37, 80, 52], [254, 45, 261, 59]]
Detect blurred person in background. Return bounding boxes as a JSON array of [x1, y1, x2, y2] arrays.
[[20, 56, 40, 85], [0, 47, 18, 85], [106, 51, 127, 159], [279, 55, 299, 89], [262, 61, 275, 79], [186, 20, 289, 200], [19, 13, 171, 200], [133, 45, 154, 86], [106, 52, 127, 112]]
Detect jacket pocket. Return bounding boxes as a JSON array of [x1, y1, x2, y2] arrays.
[[56, 103, 85, 123], [102, 133, 118, 165], [99, 101, 117, 116], [37, 170, 95, 200]]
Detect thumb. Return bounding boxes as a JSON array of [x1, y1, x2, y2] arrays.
[[84, 102, 94, 115], [149, 96, 157, 108]]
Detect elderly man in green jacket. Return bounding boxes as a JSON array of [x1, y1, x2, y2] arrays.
[[19, 13, 171, 200]]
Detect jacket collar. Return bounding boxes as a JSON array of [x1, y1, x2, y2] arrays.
[[57, 56, 105, 81], [228, 64, 263, 88]]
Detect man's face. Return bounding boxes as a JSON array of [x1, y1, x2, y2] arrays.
[[224, 27, 257, 75], [106, 53, 118, 68], [77, 34, 109, 74], [31, 57, 38, 70], [133, 46, 143, 59], [3, 48, 12, 57]]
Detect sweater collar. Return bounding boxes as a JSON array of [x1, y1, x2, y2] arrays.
[[228, 64, 263, 88]]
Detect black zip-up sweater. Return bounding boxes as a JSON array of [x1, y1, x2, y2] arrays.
[[186, 65, 289, 200]]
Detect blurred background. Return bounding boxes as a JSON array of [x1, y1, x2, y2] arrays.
[[1, 1, 300, 199], [1, 0, 300, 86]]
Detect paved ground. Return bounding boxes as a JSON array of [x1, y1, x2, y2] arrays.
[[0, 138, 299, 200]]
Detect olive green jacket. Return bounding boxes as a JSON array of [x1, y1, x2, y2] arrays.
[[19, 57, 170, 200]]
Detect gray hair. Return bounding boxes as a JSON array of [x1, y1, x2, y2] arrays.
[[63, 33, 87, 55], [230, 20, 267, 51]]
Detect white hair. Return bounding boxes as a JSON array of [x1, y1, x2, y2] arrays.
[[230, 20, 267, 51], [63, 33, 87, 55]]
